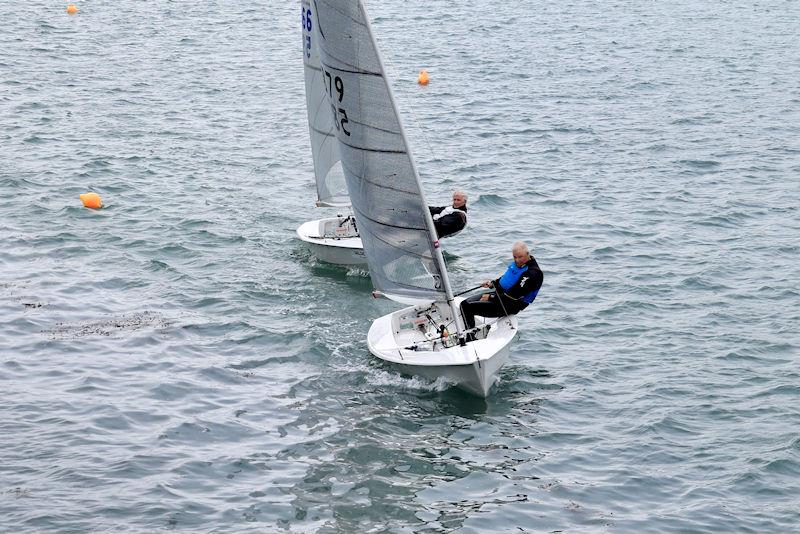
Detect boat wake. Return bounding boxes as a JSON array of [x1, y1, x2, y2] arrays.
[[365, 367, 454, 393]]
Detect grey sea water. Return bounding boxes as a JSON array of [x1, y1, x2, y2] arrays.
[[2, 0, 799, 531]]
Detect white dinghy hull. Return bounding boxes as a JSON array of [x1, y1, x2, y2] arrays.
[[367, 299, 518, 397], [296, 217, 367, 266]]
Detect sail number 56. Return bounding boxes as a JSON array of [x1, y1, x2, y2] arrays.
[[301, 7, 312, 58]]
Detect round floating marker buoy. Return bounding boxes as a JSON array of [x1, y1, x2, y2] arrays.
[[80, 192, 103, 209], [66, 4, 78, 14], [417, 69, 429, 85]]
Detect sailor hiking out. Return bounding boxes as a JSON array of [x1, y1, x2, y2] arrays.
[[429, 190, 468, 239], [460, 241, 543, 340]]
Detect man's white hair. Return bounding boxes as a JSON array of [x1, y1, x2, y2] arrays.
[[512, 241, 529, 255], [453, 190, 467, 201]]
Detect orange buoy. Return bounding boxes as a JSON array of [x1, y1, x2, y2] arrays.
[[80, 192, 103, 209], [417, 69, 429, 85], [66, 4, 78, 14]]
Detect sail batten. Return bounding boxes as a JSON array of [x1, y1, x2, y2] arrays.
[[312, 0, 454, 303], [309, 126, 337, 138], [321, 64, 382, 77], [351, 207, 428, 234], [337, 141, 407, 155]]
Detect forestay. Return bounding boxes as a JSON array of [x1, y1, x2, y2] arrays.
[[310, 0, 450, 304], [301, 0, 348, 207]]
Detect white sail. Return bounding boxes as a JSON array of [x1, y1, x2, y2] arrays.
[[311, 0, 452, 304], [301, 0, 348, 207]]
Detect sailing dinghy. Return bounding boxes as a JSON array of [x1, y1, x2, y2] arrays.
[[296, 0, 366, 265], [310, 0, 517, 396]]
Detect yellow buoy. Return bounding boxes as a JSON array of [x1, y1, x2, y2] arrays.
[[66, 4, 78, 14], [80, 192, 103, 209], [417, 69, 429, 85]]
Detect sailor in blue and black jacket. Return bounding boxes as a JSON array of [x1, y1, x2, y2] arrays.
[[460, 242, 543, 336]]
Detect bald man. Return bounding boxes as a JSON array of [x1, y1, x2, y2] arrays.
[[460, 241, 543, 340]]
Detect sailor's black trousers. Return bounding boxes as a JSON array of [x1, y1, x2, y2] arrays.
[[460, 292, 528, 331]]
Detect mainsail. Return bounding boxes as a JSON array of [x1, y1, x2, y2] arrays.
[[302, 0, 348, 207], [311, 0, 453, 305]]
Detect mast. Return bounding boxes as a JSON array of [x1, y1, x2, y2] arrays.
[[358, 1, 463, 332]]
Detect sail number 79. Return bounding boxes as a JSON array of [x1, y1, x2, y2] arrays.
[[322, 68, 351, 136]]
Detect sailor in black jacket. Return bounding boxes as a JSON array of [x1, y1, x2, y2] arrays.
[[460, 242, 543, 339], [429, 190, 468, 239]]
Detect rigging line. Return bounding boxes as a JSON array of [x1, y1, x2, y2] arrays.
[[492, 284, 515, 328], [376, 30, 442, 190], [455, 285, 483, 297], [373, 26, 451, 275]]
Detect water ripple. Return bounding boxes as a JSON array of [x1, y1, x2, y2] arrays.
[[2, 0, 799, 532]]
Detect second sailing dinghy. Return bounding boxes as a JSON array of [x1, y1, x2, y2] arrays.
[[296, 0, 366, 265], [310, 0, 517, 396]]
